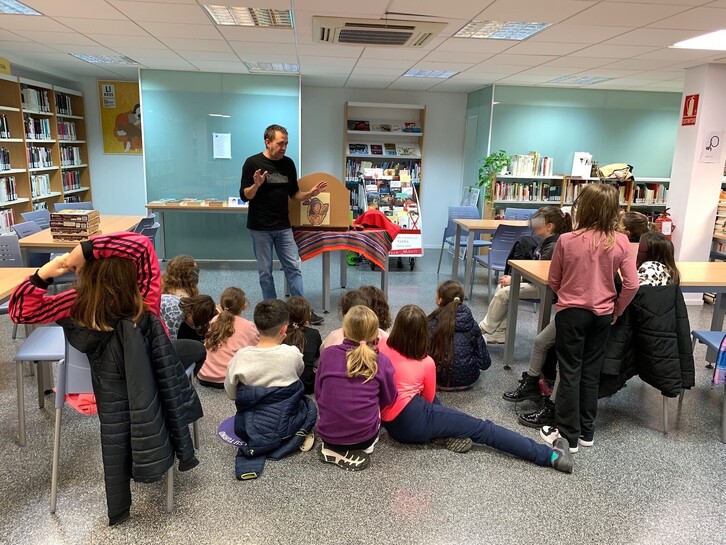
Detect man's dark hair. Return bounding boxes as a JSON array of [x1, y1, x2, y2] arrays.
[[253, 299, 290, 337], [264, 124, 288, 143]]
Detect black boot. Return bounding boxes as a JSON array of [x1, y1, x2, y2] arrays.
[[503, 372, 541, 403], [519, 399, 555, 429]]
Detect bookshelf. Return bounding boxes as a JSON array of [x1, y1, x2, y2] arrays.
[[0, 75, 93, 233]]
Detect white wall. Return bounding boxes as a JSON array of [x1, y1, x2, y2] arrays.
[[300, 86, 468, 248], [80, 76, 146, 215]]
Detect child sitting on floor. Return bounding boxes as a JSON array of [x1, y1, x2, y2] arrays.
[[160, 255, 200, 340], [358, 284, 393, 332], [197, 287, 259, 388], [315, 305, 397, 471], [178, 294, 218, 346], [428, 280, 491, 391], [224, 299, 317, 480], [283, 295, 322, 395], [321, 290, 388, 349]]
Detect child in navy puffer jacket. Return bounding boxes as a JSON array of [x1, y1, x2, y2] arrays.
[[427, 280, 491, 390]]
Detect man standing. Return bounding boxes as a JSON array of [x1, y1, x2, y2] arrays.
[[241, 124, 326, 324]]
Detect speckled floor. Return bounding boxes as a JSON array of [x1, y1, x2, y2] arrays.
[[1, 253, 724, 545]]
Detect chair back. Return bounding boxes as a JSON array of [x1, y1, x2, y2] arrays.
[[12, 220, 42, 238], [55, 340, 94, 410], [488, 225, 532, 271], [21, 209, 51, 229], [504, 208, 539, 221], [0, 234, 22, 267], [54, 202, 94, 212], [133, 215, 156, 233], [443, 205, 481, 238], [140, 223, 160, 244]]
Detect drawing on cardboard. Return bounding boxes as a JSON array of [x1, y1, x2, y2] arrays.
[[301, 193, 331, 226]]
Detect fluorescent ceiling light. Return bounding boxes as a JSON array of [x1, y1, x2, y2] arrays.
[[455, 20, 551, 40], [244, 61, 299, 73], [203, 5, 293, 28], [209, 113, 231, 118], [548, 75, 611, 85], [71, 53, 139, 65], [0, 0, 41, 15], [403, 68, 457, 79], [671, 30, 726, 51]]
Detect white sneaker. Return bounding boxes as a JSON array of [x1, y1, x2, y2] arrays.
[[578, 437, 594, 448], [540, 426, 578, 453]]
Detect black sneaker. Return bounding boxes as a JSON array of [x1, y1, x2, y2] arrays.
[[552, 437, 574, 474], [503, 372, 541, 403], [445, 437, 473, 453], [518, 399, 555, 429], [310, 311, 324, 326], [319, 444, 369, 471]]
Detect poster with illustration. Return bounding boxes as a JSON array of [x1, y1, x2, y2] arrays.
[[301, 193, 331, 226], [98, 81, 142, 154]]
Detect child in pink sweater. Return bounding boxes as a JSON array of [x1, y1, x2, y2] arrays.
[[540, 184, 638, 453], [197, 287, 259, 388]]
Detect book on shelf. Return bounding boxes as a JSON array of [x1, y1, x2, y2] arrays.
[[33, 202, 48, 211], [370, 144, 383, 155], [21, 87, 50, 113], [62, 170, 81, 191], [495, 180, 561, 202], [403, 122, 422, 133], [0, 147, 10, 170], [384, 143, 397, 156], [30, 173, 51, 198], [57, 120, 77, 141], [55, 93, 73, 116], [632, 183, 668, 205], [345, 158, 421, 183], [348, 143, 370, 155], [371, 123, 391, 132], [60, 146, 82, 166], [64, 195, 81, 203], [26, 145, 53, 168], [25, 116, 52, 140], [510, 152, 554, 177], [347, 120, 370, 131], [0, 114, 9, 139], [0, 208, 15, 234], [396, 144, 420, 158], [0, 175, 17, 203]]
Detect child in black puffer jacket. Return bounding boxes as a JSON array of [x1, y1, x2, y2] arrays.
[[427, 280, 491, 390]]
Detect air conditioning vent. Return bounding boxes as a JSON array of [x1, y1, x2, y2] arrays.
[[313, 16, 445, 48]]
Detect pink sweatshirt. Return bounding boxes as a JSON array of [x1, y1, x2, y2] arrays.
[[378, 340, 436, 422], [549, 230, 638, 317], [197, 315, 259, 383]]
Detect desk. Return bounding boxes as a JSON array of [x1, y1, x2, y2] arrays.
[[504, 259, 726, 442], [1, 268, 36, 300], [292, 229, 392, 313], [451, 219, 529, 297], [18, 215, 144, 264], [146, 203, 249, 260]]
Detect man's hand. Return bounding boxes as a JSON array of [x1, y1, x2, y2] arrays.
[[499, 275, 512, 288], [611, 314, 618, 325], [38, 253, 71, 282], [308, 180, 327, 197], [253, 169, 268, 187], [63, 244, 86, 274]]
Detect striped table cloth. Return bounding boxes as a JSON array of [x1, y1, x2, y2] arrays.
[[293, 228, 392, 270]]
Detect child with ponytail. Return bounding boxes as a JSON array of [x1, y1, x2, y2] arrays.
[[197, 287, 259, 388], [428, 280, 491, 391], [315, 305, 397, 471], [283, 295, 322, 394]]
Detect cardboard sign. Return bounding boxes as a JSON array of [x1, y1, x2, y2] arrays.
[[682, 94, 699, 126]]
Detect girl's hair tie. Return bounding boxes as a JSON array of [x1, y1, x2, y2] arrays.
[[359, 340, 367, 346], [453, 296, 461, 303], [222, 307, 230, 312], [292, 322, 299, 329]]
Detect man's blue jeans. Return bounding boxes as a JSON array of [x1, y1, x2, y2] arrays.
[[249, 228, 304, 300]]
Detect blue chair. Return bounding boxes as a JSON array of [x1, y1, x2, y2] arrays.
[[54, 201, 94, 212], [504, 208, 539, 221], [692, 330, 725, 370], [21, 209, 51, 229], [140, 223, 160, 249], [472, 225, 531, 300], [133, 213, 156, 234], [1, 234, 24, 339], [437, 205, 492, 274], [12, 221, 49, 268]]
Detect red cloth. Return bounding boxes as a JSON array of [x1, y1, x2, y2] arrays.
[[52, 389, 98, 415], [353, 210, 402, 241]]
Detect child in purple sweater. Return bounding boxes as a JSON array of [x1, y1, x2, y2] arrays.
[[315, 305, 397, 471]]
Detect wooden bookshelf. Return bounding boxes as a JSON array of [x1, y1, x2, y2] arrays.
[[0, 75, 93, 233]]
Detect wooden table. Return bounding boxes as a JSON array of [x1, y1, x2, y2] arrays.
[[451, 219, 529, 297], [146, 203, 249, 260], [504, 259, 726, 443], [18, 215, 144, 265], [0, 268, 36, 300]]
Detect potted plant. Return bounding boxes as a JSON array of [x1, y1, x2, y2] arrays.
[[477, 150, 511, 218]]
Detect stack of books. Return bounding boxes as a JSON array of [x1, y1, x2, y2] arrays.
[[50, 209, 100, 241], [510, 152, 554, 177], [714, 190, 726, 241]]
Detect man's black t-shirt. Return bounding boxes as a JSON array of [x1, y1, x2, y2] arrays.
[[240, 152, 299, 230]]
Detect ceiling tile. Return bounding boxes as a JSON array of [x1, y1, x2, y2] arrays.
[[505, 41, 586, 56], [602, 28, 706, 46], [706, 0, 726, 7], [22, 0, 127, 19], [228, 42, 297, 56], [634, 70, 685, 80], [543, 56, 621, 68], [0, 28, 30, 42], [575, 68, 642, 78], [350, 66, 406, 77], [216, 27, 295, 43], [181, 51, 242, 62], [299, 64, 353, 75], [136, 22, 223, 40], [566, 2, 691, 27], [294, 1, 388, 17], [0, 40, 59, 53], [482, 54, 557, 66], [528, 24, 634, 44], [600, 58, 676, 70], [51, 44, 121, 55], [296, 44, 364, 58], [346, 76, 397, 88], [602, 0, 705, 5], [464, 63, 525, 74], [113, 48, 180, 59], [55, 18, 150, 36], [473, 0, 596, 23], [649, 7, 726, 30], [569, 44, 661, 58], [386, 77, 440, 90], [159, 38, 232, 52], [138, 58, 197, 70], [85, 34, 167, 49], [233, 53, 299, 63], [107, 1, 209, 24], [518, 66, 581, 76], [633, 48, 715, 61], [420, 50, 493, 64], [16, 30, 98, 46], [386, 0, 488, 20], [301, 74, 349, 87], [104, 66, 142, 79], [497, 74, 555, 84], [411, 61, 474, 72], [0, 14, 70, 32], [359, 47, 429, 61], [191, 61, 247, 73], [435, 37, 516, 54], [301, 55, 357, 67], [429, 81, 485, 92]]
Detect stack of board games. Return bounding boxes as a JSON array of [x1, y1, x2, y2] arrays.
[[50, 209, 100, 241]]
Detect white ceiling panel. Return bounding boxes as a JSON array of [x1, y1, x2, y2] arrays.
[[180, 51, 242, 62], [136, 22, 223, 40], [233, 53, 299, 63], [113, 0, 198, 3], [359, 48, 429, 61], [216, 27, 295, 43], [528, 24, 634, 44], [420, 50, 494, 64], [159, 38, 233, 52], [497, 74, 556, 84], [350, 66, 406, 77], [191, 61, 247, 73], [429, 80, 487, 92], [602, 28, 705, 46], [0, 14, 70, 32], [294, 0, 388, 16], [0, 28, 30, 42], [505, 41, 587, 56], [569, 44, 661, 58], [473, 0, 596, 24], [104, 66, 142, 78], [386, 77, 440, 90], [386, 0, 490, 20], [0, 40, 59, 53], [649, 7, 726, 30], [108, 1, 210, 24], [22, 0, 127, 19], [633, 48, 716, 61], [464, 63, 526, 74], [518, 66, 581, 76], [55, 18, 150, 36], [706, 0, 726, 7], [296, 44, 364, 58], [411, 61, 475, 72], [228, 41, 297, 55], [565, 2, 691, 27], [301, 55, 357, 67], [47, 44, 119, 55], [19, 30, 98, 46], [86, 35, 167, 50], [481, 54, 557, 66], [346, 76, 397, 88], [301, 74, 349, 87], [576, 68, 642, 78], [353, 58, 412, 69], [113, 49, 180, 60], [603, 0, 706, 4], [634, 70, 685, 80], [298, 64, 353, 75], [435, 37, 516, 54], [544, 56, 622, 68], [138, 58, 197, 69], [600, 58, 678, 70]]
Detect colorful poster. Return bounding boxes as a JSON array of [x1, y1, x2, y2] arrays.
[[98, 80, 142, 154]]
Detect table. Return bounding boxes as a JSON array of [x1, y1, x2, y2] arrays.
[[504, 259, 726, 442], [292, 228, 392, 313], [18, 215, 144, 265], [146, 203, 249, 260], [1, 268, 37, 300], [450, 219, 529, 297]]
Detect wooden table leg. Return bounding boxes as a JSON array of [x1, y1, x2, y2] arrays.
[[503, 269, 522, 370]]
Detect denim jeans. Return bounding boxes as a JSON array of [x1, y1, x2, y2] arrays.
[[249, 228, 303, 300], [383, 395, 553, 467]]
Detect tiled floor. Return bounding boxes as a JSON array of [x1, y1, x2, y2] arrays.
[[0, 253, 724, 545]]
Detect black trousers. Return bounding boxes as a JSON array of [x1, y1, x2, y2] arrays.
[[554, 308, 611, 447], [172, 339, 207, 375]]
